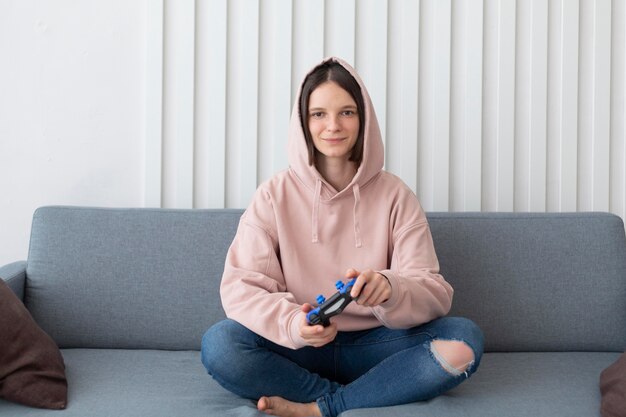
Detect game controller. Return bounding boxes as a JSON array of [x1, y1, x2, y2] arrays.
[[306, 278, 357, 326]]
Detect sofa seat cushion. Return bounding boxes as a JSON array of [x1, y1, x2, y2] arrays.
[[0, 350, 618, 416], [344, 352, 619, 417], [0, 349, 255, 417]]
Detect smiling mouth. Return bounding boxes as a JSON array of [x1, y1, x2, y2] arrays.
[[322, 138, 346, 142]]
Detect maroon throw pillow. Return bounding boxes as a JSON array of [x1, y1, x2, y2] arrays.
[[600, 352, 626, 417], [0, 279, 67, 409]]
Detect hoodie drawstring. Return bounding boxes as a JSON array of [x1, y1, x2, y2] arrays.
[[352, 183, 362, 248], [312, 179, 322, 243], [311, 179, 362, 248]]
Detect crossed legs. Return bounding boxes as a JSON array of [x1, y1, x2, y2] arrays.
[[201, 317, 484, 417]]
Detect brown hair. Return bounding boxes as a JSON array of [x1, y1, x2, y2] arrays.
[[299, 61, 365, 167]]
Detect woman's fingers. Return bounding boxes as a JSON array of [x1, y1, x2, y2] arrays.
[[351, 270, 391, 307]]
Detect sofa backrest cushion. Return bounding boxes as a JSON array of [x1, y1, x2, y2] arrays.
[[26, 208, 626, 352], [26, 207, 242, 350], [428, 212, 626, 352]]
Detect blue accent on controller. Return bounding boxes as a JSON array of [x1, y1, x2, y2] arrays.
[[306, 278, 357, 326]]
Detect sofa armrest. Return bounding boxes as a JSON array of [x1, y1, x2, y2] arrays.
[[0, 261, 27, 301]]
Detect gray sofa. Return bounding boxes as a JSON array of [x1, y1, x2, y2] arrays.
[[1, 206, 624, 416]]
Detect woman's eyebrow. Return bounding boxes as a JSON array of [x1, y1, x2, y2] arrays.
[[309, 105, 357, 112]]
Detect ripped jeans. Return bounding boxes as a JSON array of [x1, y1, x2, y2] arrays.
[[201, 317, 484, 417]]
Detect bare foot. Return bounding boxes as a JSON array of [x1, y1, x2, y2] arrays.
[[257, 396, 322, 417]]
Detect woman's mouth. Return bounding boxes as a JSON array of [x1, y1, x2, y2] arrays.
[[322, 138, 346, 144]]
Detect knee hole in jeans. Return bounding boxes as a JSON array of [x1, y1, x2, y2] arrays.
[[430, 339, 475, 376]]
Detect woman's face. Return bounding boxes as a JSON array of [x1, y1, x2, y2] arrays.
[[307, 81, 360, 163]]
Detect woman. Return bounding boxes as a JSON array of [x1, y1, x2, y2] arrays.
[[201, 57, 484, 417]]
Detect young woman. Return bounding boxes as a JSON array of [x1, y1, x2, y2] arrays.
[[201, 57, 484, 417]]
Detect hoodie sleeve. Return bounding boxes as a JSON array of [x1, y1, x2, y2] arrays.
[[372, 189, 453, 328], [220, 188, 308, 350]]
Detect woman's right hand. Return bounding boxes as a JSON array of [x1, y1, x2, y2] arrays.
[[298, 303, 338, 347]]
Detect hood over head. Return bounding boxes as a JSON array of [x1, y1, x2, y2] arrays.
[[287, 57, 385, 247], [288, 57, 385, 197]]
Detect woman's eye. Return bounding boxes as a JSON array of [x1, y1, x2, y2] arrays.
[[310, 112, 324, 118], [342, 110, 356, 116]]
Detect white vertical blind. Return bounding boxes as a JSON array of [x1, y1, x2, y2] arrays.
[[291, 1, 325, 105], [258, 0, 292, 184], [162, 0, 195, 208], [482, 0, 516, 212], [226, 0, 259, 208], [450, 0, 483, 211], [145, 0, 164, 207], [146, 0, 626, 225], [514, 0, 548, 212], [355, 0, 388, 150], [579, 0, 612, 212], [195, 0, 227, 208], [325, 0, 356, 64], [612, 0, 626, 216], [386, 0, 420, 193], [418, 0, 452, 211], [547, 0, 579, 213]]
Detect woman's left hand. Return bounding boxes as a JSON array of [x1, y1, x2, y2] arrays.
[[346, 268, 391, 307]]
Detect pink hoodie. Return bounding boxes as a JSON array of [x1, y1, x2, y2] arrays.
[[220, 57, 453, 349]]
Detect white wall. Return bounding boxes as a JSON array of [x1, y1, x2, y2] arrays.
[[0, 1, 146, 265], [1, 0, 626, 267]]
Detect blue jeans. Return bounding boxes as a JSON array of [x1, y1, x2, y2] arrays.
[[201, 317, 483, 417]]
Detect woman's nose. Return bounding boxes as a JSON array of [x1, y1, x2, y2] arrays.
[[326, 116, 341, 132]]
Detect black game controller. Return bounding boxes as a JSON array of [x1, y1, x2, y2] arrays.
[[306, 278, 357, 326]]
